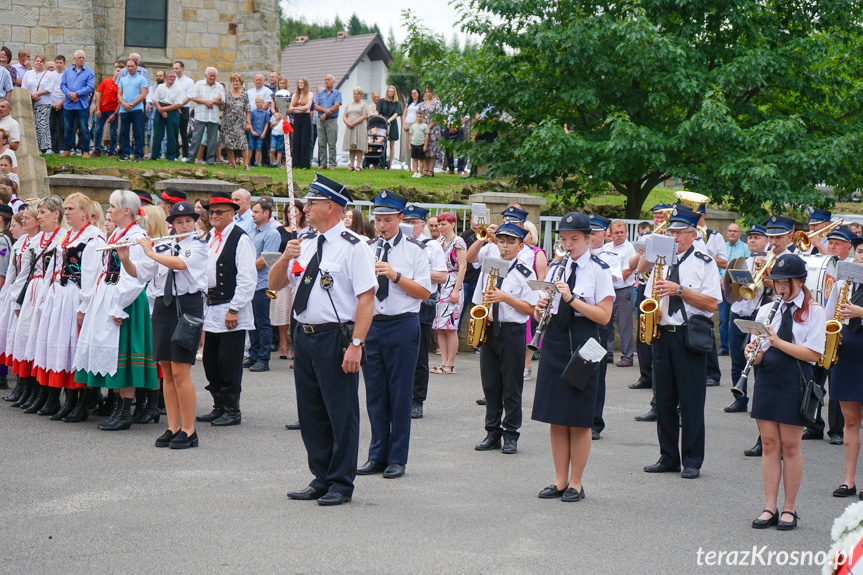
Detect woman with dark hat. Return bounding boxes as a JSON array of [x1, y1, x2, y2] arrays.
[[532, 212, 614, 502], [745, 253, 826, 530], [826, 237, 863, 499], [121, 201, 208, 448]]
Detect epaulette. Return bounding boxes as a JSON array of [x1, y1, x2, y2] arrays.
[[154, 244, 171, 253], [192, 234, 208, 243], [590, 254, 610, 269], [341, 231, 361, 245], [300, 230, 317, 240], [514, 262, 532, 278], [367, 238, 377, 246], [694, 251, 713, 263], [407, 237, 427, 249]]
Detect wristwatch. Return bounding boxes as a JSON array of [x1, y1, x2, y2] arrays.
[[675, 287, 683, 297], [228, 307, 239, 314], [351, 338, 365, 348]]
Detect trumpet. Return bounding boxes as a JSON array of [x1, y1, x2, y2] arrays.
[[732, 296, 782, 397], [818, 280, 848, 369], [653, 208, 673, 233], [476, 225, 492, 242], [793, 219, 844, 252], [638, 255, 666, 344], [528, 253, 569, 351], [553, 240, 567, 258], [96, 231, 197, 251], [739, 251, 776, 300]]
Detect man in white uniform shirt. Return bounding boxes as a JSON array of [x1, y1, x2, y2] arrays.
[[604, 219, 637, 367], [172, 61, 195, 159]]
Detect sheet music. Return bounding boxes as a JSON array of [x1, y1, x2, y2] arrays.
[[262, 251, 282, 266], [734, 319, 771, 336], [579, 338, 607, 363], [527, 280, 559, 293], [481, 257, 509, 278], [471, 203, 488, 225], [838, 261, 863, 283], [644, 233, 678, 265], [399, 223, 414, 239]]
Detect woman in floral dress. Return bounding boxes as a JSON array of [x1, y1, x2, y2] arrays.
[[432, 212, 466, 375], [219, 74, 252, 169], [418, 88, 442, 177]]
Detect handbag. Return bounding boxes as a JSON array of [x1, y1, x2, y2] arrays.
[[797, 360, 824, 425], [681, 308, 715, 354], [560, 343, 598, 391], [168, 271, 204, 351]]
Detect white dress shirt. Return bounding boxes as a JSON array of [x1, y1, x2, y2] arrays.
[[644, 247, 722, 326], [136, 234, 209, 297], [472, 258, 539, 323], [287, 222, 377, 325], [372, 232, 432, 316], [825, 280, 862, 326], [604, 240, 636, 288], [204, 223, 257, 333], [474, 242, 535, 270], [729, 254, 766, 318], [416, 233, 447, 282], [752, 290, 826, 361], [547, 250, 616, 315], [174, 74, 195, 108]]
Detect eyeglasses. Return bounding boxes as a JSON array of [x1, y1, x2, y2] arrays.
[[208, 209, 232, 216]]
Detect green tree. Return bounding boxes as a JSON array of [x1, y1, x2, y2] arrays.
[[348, 14, 364, 36], [404, 2, 863, 219]]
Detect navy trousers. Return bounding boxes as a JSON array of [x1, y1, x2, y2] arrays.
[[294, 325, 360, 497], [729, 312, 752, 403], [593, 323, 609, 434], [362, 315, 420, 465], [248, 289, 272, 365]]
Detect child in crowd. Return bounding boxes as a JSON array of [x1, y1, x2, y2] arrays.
[[367, 127, 385, 146], [0, 157, 18, 186], [409, 110, 429, 178], [248, 96, 270, 167], [269, 111, 285, 169]]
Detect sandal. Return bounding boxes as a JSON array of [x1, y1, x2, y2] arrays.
[[430, 365, 446, 374], [442, 365, 455, 375], [523, 368, 532, 380]]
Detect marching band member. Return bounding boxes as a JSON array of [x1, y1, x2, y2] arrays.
[[726, 224, 770, 414], [746, 254, 825, 530], [642, 205, 721, 480], [73, 190, 158, 431], [826, 237, 863, 498], [14, 196, 65, 415], [804, 208, 832, 255], [765, 215, 797, 257], [694, 204, 726, 388], [32, 194, 105, 421], [466, 205, 536, 271], [532, 212, 613, 502], [271, 174, 376, 506], [196, 191, 256, 427], [356, 190, 431, 479], [403, 204, 446, 419], [473, 223, 538, 455], [126, 201, 208, 449], [587, 213, 621, 440], [1, 208, 33, 403]]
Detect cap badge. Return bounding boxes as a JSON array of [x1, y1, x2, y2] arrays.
[[778, 260, 785, 267], [771, 216, 778, 222], [672, 208, 678, 216], [566, 216, 573, 223], [178, 205, 185, 212], [381, 191, 387, 198]]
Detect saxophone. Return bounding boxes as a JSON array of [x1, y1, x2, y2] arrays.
[[638, 256, 666, 345], [819, 281, 848, 369], [468, 265, 501, 348]]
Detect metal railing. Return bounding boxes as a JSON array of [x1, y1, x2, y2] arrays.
[[539, 216, 650, 256]]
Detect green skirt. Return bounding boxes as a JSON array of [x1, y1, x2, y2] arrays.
[[75, 291, 158, 390]]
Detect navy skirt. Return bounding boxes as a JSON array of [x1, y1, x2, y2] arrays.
[[830, 326, 863, 402], [532, 316, 599, 428], [152, 292, 204, 365], [751, 346, 809, 426]]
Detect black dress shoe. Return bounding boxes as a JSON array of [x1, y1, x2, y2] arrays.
[[285, 421, 301, 430], [155, 429, 178, 448], [561, 486, 585, 502], [169, 431, 199, 449], [538, 484, 567, 499], [605, 355, 614, 364], [501, 439, 518, 454], [634, 409, 657, 422], [802, 429, 823, 440], [744, 439, 763, 457], [356, 460, 387, 475], [383, 463, 405, 478], [830, 434, 844, 445], [718, 349, 730, 356], [475, 435, 502, 451], [776, 510, 799, 531], [751, 509, 778, 529], [249, 362, 269, 372], [629, 378, 651, 390], [476, 398, 487, 406], [833, 483, 856, 497], [681, 466, 700, 479], [724, 400, 748, 413], [317, 491, 351, 506], [242, 358, 255, 368], [287, 486, 327, 500], [411, 403, 423, 419], [591, 430, 601, 440], [644, 461, 681, 473], [706, 379, 719, 387]]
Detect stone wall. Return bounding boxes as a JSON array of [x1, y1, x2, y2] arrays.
[[4, 0, 96, 64]]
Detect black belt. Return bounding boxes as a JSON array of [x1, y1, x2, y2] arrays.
[[660, 324, 686, 332], [299, 322, 345, 334], [373, 312, 417, 322]]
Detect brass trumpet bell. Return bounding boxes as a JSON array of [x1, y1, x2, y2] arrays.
[[793, 219, 843, 252]]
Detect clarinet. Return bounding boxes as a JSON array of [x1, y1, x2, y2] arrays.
[[732, 295, 783, 397], [528, 254, 570, 351]]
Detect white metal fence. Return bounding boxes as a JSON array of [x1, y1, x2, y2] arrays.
[[539, 216, 649, 256]]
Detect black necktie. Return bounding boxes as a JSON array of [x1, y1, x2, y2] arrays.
[[376, 241, 392, 301], [163, 243, 181, 307], [558, 261, 577, 328], [778, 303, 794, 342], [293, 235, 325, 315], [492, 274, 505, 337], [849, 283, 862, 332], [667, 247, 693, 316]]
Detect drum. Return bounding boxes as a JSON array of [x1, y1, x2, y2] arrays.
[[799, 254, 838, 305]]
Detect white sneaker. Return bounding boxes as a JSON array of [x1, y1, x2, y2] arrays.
[[44, 149, 54, 155]]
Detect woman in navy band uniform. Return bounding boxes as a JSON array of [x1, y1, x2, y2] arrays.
[[123, 201, 209, 449], [745, 254, 826, 530], [826, 237, 863, 498], [532, 212, 614, 502]]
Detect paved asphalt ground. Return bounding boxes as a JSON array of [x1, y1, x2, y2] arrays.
[[0, 352, 854, 574]]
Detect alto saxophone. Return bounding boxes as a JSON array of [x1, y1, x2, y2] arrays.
[[468, 265, 501, 348], [819, 281, 848, 369], [638, 256, 666, 345]]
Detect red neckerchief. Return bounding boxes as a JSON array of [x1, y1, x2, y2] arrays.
[[211, 226, 228, 254], [108, 223, 135, 245], [61, 222, 91, 249], [39, 227, 61, 249]]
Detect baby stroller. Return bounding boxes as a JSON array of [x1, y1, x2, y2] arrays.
[[362, 115, 389, 169]]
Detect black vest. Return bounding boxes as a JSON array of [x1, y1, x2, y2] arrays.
[[207, 226, 246, 305], [60, 243, 86, 288]]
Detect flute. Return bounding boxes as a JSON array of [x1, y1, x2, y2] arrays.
[[96, 231, 197, 251]]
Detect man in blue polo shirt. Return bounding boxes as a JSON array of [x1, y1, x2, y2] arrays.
[[116, 58, 150, 161], [244, 199, 281, 372], [60, 50, 95, 158], [313, 74, 342, 170]]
